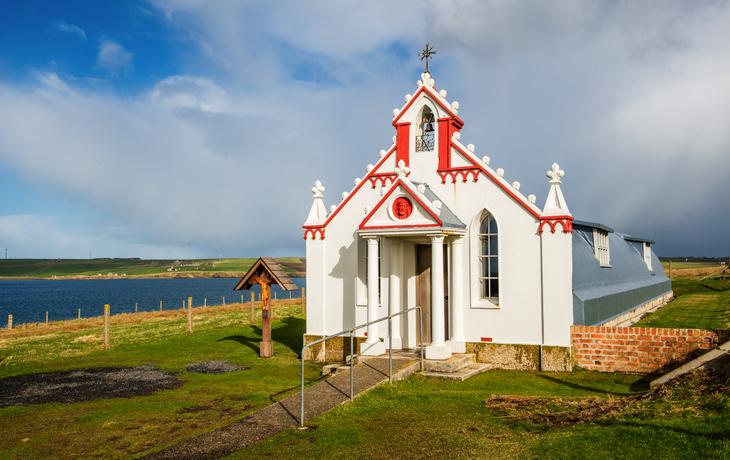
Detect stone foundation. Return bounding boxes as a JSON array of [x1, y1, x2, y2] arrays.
[[466, 342, 573, 372], [303, 334, 366, 364]]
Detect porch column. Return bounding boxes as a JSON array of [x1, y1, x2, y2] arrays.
[[447, 236, 466, 353], [388, 238, 402, 349], [361, 236, 386, 356], [426, 235, 451, 360]]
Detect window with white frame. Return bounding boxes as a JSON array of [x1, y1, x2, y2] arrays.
[[643, 243, 653, 272], [594, 228, 611, 267], [478, 213, 499, 299]]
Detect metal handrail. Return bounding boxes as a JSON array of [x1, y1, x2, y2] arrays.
[[299, 306, 423, 427]]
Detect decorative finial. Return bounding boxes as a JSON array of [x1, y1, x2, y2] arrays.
[[418, 43, 436, 73], [546, 163, 564, 184], [311, 180, 325, 198], [394, 159, 410, 178]]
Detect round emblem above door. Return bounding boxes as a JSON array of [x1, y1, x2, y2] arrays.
[[392, 197, 413, 220]]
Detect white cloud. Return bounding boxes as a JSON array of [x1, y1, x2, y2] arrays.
[[49, 20, 87, 39], [1, 0, 729, 258], [95, 38, 134, 76]]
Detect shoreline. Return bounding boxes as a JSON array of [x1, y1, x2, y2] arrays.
[[0, 271, 306, 281]]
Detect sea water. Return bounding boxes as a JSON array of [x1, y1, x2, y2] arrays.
[[0, 277, 306, 326]]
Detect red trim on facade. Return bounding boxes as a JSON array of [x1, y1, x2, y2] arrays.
[[368, 173, 398, 188], [538, 216, 574, 234], [359, 178, 443, 230], [480, 337, 493, 342], [437, 168, 481, 184], [303, 227, 326, 240], [392, 85, 463, 126], [361, 224, 442, 230], [437, 118, 451, 171], [317, 145, 397, 229], [395, 122, 410, 167], [447, 142, 542, 219]]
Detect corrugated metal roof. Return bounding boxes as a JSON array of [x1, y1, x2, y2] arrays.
[[573, 220, 614, 233], [572, 230, 671, 326]]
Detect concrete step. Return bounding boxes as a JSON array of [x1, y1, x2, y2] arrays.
[[423, 353, 475, 373], [650, 340, 730, 388], [422, 363, 492, 381]]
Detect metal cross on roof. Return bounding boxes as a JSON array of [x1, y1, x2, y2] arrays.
[[419, 43, 436, 73]]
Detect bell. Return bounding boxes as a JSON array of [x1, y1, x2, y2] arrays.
[[425, 122, 434, 132]]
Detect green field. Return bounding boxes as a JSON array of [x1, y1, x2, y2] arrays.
[[633, 279, 730, 330], [0, 257, 303, 278], [660, 257, 728, 271]]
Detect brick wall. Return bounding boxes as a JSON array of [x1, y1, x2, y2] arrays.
[[572, 326, 729, 373]]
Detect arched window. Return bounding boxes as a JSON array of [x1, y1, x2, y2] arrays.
[[415, 106, 435, 152], [479, 213, 498, 299]]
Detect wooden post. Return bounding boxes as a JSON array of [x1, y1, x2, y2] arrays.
[[160, 301, 162, 312], [241, 294, 243, 306], [669, 260, 673, 280], [223, 296, 225, 306], [204, 298, 207, 307], [301, 287, 306, 316], [250, 292, 255, 322], [135, 303, 138, 314], [7, 315, 12, 330], [104, 305, 110, 349], [46, 311, 48, 324], [261, 284, 273, 358], [187, 297, 193, 333], [78, 309, 81, 320]]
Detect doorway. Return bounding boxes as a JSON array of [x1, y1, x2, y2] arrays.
[[415, 244, 448, 345]]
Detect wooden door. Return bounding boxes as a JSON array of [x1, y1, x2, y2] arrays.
[[416, 244, 449, 346]]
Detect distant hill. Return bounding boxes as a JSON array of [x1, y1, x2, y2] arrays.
[[0, 257, 306, 280]]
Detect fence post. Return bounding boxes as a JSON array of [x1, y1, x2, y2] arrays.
[[223, 296, 225, 306], [78, 309, 81, 320], [160, 301, 162, 312], [187, 297, 193, 333], [204, 298, 207, 307], [46, 311, 48, 324], [301, 287, 306, 316], [669, 260, 673, 280], [104, 305, 110, 349], [250, 292, 255, 322], [7, 315, 11, 330], [135, 303, 138, 314], [241, 294, 243, 306]]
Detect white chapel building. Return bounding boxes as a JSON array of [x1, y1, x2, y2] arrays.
[[302, 71, 671, 371]]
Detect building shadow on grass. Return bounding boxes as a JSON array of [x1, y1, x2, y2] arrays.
[[535, 374, 640, 397], [218, 317, 306, 357]]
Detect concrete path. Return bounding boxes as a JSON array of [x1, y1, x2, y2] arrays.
[[141, 356, 419, 460], [650, 340, 730, 388]]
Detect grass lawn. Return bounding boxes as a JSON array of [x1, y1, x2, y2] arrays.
[[231, 367, 730, 460], [0, 300, 322, 459], [2, 279, 730, 459], [633, 279, 730, 330]]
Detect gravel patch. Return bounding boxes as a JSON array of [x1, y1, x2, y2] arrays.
[[0, 364, 181, 407], [186, 360, 249, 375]]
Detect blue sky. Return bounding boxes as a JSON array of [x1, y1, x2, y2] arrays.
[[1, 0, 729, 259]]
